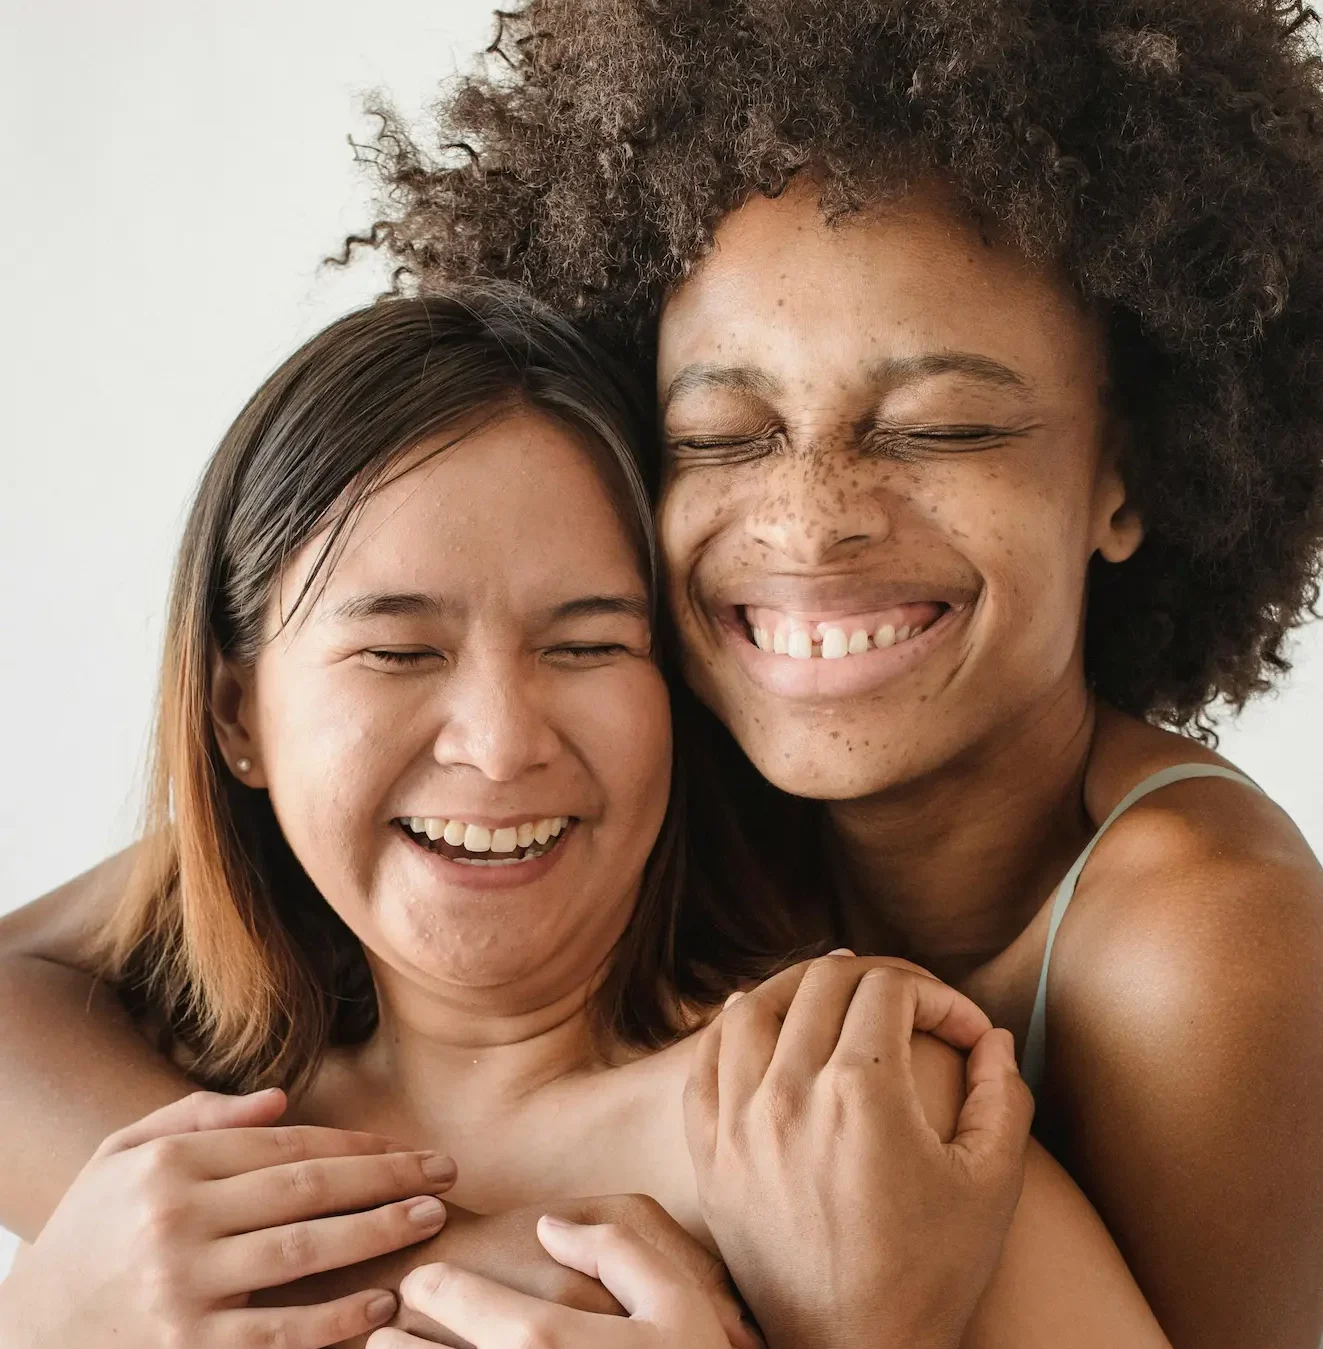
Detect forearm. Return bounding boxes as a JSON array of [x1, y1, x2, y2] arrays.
[[960, 1141, 1168, 1349], [0, 954, 191, 1237]]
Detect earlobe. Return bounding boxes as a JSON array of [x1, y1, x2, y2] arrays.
[[210, 648, 267, 787], [1097, 497, 1145, 563]]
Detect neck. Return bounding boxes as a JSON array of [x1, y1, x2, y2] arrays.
[[828, 683, 1097, 983], [348, 964, 611, 1138]]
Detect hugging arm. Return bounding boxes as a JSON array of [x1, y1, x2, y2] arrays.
[[684, 956, 1170, 1349], [0, 848, 196, 1238]]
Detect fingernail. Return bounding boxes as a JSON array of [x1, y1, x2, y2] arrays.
[[539, 1214, 575, 1230], [828, 947, 855, 957], [407, 1197, 446, 1226], [365, 1291, 396, 1323], [421, 1153, 457, 1183]]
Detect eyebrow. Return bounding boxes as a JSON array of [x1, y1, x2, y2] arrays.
[[661, 363, 782, 411], [662, 350, 1029, 412], [320, 591, 650, 624], [870, 351, 1030, 392], [321, 591, 451, 624], [549, 594, 651, 623]]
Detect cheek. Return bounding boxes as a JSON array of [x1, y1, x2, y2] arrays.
[[255, 668, 410, 888], [582, 665, 673, 843]]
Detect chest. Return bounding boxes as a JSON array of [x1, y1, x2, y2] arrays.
[[293, 1039, 710, 1241]]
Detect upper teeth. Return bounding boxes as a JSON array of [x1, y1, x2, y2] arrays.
[[749, 619, 930, 658], [402, 815, 569, 852]]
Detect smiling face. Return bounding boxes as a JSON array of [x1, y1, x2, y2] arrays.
[[220, 408, 672, 1013], [657, 183, 1143, 800]]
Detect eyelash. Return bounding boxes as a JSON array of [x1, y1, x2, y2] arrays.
[[365, 649, 437, 667], [364, 645, 630, 666], [547, 644, 630, 661], [862, 425, 1013, 460], [667, 433, 782, 466]]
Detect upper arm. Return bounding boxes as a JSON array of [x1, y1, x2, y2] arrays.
[[1050, 832, 1323, 1348], [0, 844, 192, 1237], [0, 844, 142, 966], [962, 1139, 1169, 1349]]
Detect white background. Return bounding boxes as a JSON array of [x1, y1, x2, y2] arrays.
[[2, 0, 1320, 1274]]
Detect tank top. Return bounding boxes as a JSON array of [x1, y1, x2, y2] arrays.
[[1019, 762, 1261, 1094]]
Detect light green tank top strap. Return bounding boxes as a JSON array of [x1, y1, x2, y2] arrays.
[[1019, 763, 1262, 1094]]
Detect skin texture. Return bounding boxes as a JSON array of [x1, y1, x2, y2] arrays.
[[0, 186, 1318, 1348], [656, 183, 1323, 1347], [0, 404, 1170, 1349]]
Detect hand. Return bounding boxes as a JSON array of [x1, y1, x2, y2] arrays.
[[0, 1088, 458, 1348], [334, 1195, 758, 1349], [684, 953, 1035, 1349], [366, 1216, 736, 1348]]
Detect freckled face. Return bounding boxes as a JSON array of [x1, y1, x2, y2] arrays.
[[657, 184, 1141, 799], [240, 411, 672, 1009]]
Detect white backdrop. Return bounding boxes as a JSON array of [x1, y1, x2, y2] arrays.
[[2, 0, 1320, 1274]]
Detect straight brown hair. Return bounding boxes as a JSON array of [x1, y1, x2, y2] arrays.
[[94, 284, 793, 1094]]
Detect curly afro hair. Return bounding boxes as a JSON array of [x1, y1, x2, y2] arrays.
[[351, 0, 1323, 729]]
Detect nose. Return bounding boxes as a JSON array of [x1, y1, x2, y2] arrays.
[[744, 449, 891, 566], [430, 656, 559, 783]]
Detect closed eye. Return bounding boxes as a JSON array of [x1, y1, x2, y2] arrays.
[[363, 649, 442, 668], [862, 423, 1034, 460], [665, 430, 784, 467], [547, 643, 631, 660]]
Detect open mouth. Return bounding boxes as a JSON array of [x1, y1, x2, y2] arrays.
[[395, 815, 574, 867], [740, 601, 957, 659]]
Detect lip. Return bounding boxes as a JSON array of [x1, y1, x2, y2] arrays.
[[394, 820, 577, 891], [717, 571, 980, 614], [722, 600, 970, 701], [392, 813, 573, 830]]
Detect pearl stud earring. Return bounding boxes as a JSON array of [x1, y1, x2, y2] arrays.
[[236, 757, 252, 774]]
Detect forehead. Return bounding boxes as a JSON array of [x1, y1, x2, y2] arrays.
[[290, 408, 645, 614], [657, 182, 1104, 392]]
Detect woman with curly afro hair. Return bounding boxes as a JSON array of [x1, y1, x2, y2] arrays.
[[1, 1, 1321, 1346]]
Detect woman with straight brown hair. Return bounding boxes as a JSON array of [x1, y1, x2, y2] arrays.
[[0, 285, 1169, 1349]]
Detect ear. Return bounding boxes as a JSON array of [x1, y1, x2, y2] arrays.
[[210, 648, 267, 788], [1092, 427, 1145, 564]]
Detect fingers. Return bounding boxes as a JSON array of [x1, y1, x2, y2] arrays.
[[537, 1216, 702, 1320], [769, 956, 867, 1076], [99, 1088, 288, 1156], [832, 962, 992, 1067], [140, 1123, 410, 1181], [205, 1149, 457, 1234], [715, 990, 784, 1107], [946, 1028, 1035, 1181], [683, 1015, 722, 1175], [392, 1260, 601, 1347], [204, 1288, 397, 1349], [204, 1196, 449, 1296]]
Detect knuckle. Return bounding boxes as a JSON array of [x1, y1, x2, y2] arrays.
[[822, 1058, 874, 1100], [243, 1324, 297, 1349], [138, 1134, 189, 1178], [272, 1125, 309, 1163], [510, 1316, 559, 1349], [276, 1221, 317, 1270], [287, 1159, 328, 1204]]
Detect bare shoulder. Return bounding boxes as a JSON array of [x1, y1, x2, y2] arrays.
[[1052, 705, 1323, 1071], [0, 843, 144, 964], [1065, 706, 1322, 1009], [1042, 707, 1323, 1343]]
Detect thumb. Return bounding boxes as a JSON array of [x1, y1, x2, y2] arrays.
[[99, 1087, 287, 1155], [537, 1216, 696, 1320], [946, 1028, 1034, 1182]]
